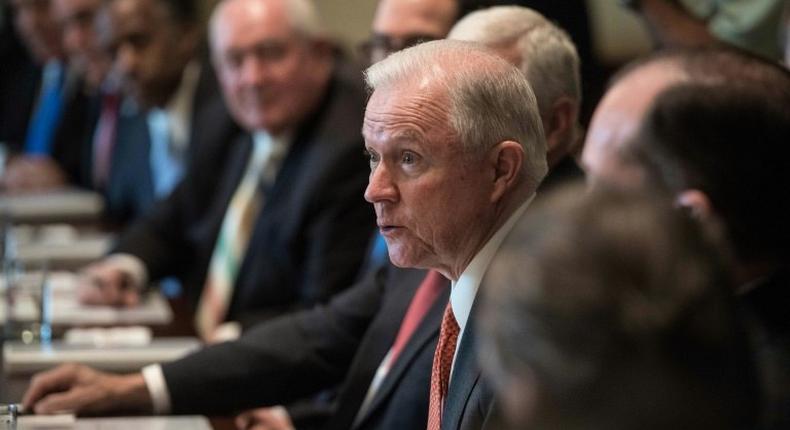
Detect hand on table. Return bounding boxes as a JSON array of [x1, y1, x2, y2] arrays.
[[22, 364, 152, 415], [235, 406, 295, 430], [1, 156, 67, 192], [77, 261, 141, 307]]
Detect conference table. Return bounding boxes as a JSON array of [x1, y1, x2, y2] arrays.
[[1, 297, 239, 429], [0, 189, 237, 429]]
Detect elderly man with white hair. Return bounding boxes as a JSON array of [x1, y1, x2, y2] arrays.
[[68, 0, 374, 342], [449, 5, 583, 188], [24, 38, 546, 430]]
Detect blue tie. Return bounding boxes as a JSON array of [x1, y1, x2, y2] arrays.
[[24, 61, 65, 155], [147, 109, 185, 197]]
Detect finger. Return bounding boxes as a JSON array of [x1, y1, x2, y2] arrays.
[[235, 412, 252, 429], [22, 364, 81, 410], [34, 385, 100, 415], [122, 288, 140, 307]]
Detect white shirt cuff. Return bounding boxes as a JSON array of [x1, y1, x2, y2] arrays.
[[142, 364, 172, 414], [104, 253, 148, 290]]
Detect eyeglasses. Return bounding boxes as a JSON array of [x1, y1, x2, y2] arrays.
[[358, 33, 438, 65]]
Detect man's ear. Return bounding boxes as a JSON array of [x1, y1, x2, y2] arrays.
[[490, 141, 524, 203], [545, 97, 578, 165], [676, 189, 713, 220]]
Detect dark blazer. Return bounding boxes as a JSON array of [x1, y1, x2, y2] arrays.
[[442, 300, 496, 430], [114, 62, 375, 325], [740, 267, 790, 430], [159, 265, 442, 426], [328, 268, 447, 430], [0, 13, 38, 149], [160, 261, 496, 430], [104, 63, 240, 223]]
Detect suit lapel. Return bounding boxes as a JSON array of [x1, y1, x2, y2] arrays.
[[442, 301, 483, 430], [356, 283, 450, 427], [328, 267, 425, 430]]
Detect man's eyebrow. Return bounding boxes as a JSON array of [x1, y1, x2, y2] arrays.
[[390, 129, 423, 141]]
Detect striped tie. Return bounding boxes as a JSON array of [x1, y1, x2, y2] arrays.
[[195, 138, 272, 340]]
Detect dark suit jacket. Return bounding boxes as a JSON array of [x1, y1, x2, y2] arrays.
[[740, 267, 790, 429], [159, 265, 441, 426], [114, 62, 374, 325], [443, 300, 496, 430], [160, 261, 496, 430], [0, 12, 38, 149], [104, 63, 239, 224]]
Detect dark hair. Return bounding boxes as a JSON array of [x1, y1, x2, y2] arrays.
[[158, 0, 198, 25], [480, 184, 758, 429], [634, 82, 790, 264], [610, 46, 790, 96]]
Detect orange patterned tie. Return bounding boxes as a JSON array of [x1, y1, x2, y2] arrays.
[[426, 302, 460, 430]]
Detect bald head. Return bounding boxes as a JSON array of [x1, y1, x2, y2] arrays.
[[582, 60, 688, 187], [373, 0, 457, 39], [365, 0, 458, 64]]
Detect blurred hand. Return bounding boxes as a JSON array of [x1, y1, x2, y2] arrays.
[[77, 260, 141, 307], [235, 406, 295, 430], [1, 156, 67, 192], [22, 364, 152, 415]]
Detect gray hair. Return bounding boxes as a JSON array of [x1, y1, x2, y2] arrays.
[[365, 39, 548, 191], [449, 6, 581, 120], [209, 0, 326, 50]]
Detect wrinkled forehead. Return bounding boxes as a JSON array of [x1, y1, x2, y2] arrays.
[[363, 83, 455, 145]]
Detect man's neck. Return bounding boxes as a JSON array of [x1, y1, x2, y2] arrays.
[[444, 188, 534, 281]]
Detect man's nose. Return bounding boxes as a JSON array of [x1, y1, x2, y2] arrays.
[[239, 56, 267, 87], [364, 162, 398, 204], [115, 43, 138, 78]]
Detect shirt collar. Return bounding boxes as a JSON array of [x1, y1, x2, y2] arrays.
[[450, 193, 536, 334], [149, 61, 201, 152], [251, 130, 293, 184]]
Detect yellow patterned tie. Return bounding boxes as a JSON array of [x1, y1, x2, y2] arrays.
[[195, 136, 280, 340]]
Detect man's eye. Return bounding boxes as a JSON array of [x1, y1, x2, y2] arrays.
[[402, 152, 415, 164], [364, 149, 379, 166]]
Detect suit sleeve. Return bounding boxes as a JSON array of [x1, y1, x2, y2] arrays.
[[160, 264, 389, 415], [111, 178, 196, 282]]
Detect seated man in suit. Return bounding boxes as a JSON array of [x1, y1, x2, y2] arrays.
[[480, 185, 759, 429], [76, 0, 374, 341], [1, 0, 73, 191], [241, 5, 588, 428], [24, 39, 547, 430], [633, 80, 790, 429], [582, 48, 790, 429], [93, 0, 239, 222]]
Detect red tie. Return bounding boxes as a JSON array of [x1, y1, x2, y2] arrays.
[[389, 270, 446, 365], [92, 92, 120, 188], [426, 302, 460, 430]]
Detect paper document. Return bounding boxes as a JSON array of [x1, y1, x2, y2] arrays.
[[13, 224, 114, 266], [0, 188, 104, 223], [16, 415, 212, 430], [0, 272, 173, 326], [4, 337, 201, 374]]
